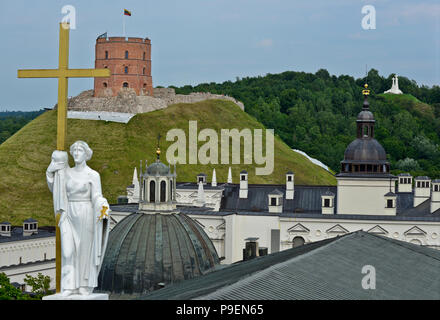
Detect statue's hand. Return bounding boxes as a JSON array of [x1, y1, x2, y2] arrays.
[[98, 205, 109, 221], [47, 151, 69, 173]]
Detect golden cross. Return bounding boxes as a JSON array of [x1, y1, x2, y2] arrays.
[[17, 22, 111, 293], [18, 22, 110, 151]]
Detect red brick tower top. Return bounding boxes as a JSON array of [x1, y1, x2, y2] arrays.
[[94, 36, 153, 97]]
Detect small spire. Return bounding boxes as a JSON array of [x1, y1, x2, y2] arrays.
[[362, 83, 370, 110], [133, 167, 138, 184], [196, 181, 206, 207], [227, 167, 232, 184], [156, 133, 162, 161]]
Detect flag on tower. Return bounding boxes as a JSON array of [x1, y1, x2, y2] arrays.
[[124, 9, 132, 16]]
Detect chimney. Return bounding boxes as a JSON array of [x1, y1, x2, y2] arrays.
[[0, 222, 11, 237], [286, 171, 294, 200], [227, 167, 232, 184], [197, 173, 207, 185], [414, 176, 431, 207], [23, 219, 38, 237], [431, 180, 440, 213], [212, 168, 217, 187], [239, 170, 248, 199], [243, 237, 259, 261], [397, 173, 412, 193], [321, 190, 335, 214]]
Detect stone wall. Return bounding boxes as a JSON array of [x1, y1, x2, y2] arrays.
[[67, 88, 244, 114]]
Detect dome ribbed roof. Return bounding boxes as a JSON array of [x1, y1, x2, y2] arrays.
[[343, 138, 387, 162], [97, 212, 219, 296], [146, 161, 170, 175], [357, 110, 375, 122]]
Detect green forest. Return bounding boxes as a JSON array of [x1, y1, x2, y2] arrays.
[[0, 110, 45, 144], [2, 69, 440, 178], [173, 69, 440, 178]]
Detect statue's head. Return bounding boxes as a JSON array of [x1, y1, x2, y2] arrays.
[[70, 140, 93, 164]]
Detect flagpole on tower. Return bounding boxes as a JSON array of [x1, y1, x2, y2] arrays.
[[123, 14, 126, 38]]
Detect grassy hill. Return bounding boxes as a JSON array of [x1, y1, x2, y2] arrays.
[[0, 100, 335, 226]]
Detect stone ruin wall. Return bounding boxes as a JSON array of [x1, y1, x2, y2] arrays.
[[67, 88, 244, 114]]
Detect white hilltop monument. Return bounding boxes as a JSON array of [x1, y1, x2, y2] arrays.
[[384, 74, 403, 94]]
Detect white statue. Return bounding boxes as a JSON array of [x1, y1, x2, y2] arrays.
[[384, 74, 403, 94], [46, 141, 110, 298]]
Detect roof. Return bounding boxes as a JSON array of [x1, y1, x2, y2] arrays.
[[139, 231, 440, 300], [415, 176, 431, 180], [0, 226, 55, 244], [343, 138, 387, 163], [96, 212, 220, 298], [398, 173, 412, 176]]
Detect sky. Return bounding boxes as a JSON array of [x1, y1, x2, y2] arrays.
[[0, 0, 439, 111]]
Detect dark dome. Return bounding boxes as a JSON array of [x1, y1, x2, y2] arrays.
[[357, 110, 375, 121], [147, 161, 170, 175], [344, 138, 387, 162], [97, 212, 220, 296]]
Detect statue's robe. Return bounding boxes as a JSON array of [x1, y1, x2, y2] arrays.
[[47, 160, 110, 291]]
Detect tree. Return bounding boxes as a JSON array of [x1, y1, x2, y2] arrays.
[[24, 273, 51, 300], [0, 272, 29, 300]]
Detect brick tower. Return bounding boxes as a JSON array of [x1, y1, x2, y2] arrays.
[[94, 36, 153, 97]]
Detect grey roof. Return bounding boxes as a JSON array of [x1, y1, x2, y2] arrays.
[[343, 138, 387, 163], [268, 189, 283, 196], [146, 160, 170, 175], [415, 176, 431, 180], [197, 173, 207, 176], [384, 191, 396, 196], [240, 170, 248, 174], [0, 221, 11, 225], [286, 171, 294, 175], [432, 179, 440, 183], [139, 231, 440, 300], [0, 226, 54, 244], [322, 190, 335, 196], [96, 212, 220, 298], [23, 218, 37, 223], [398, 173, 412, 176]]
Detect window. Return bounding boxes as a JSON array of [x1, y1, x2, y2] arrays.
[[270, 197, 277, 206], [387, 199, 393, 208], [124, 66, 128, 74], [417, 181, 421, 188], [123, 82, 129, 88], [160, 181, 166, 202], [241, 175, 246, 181], [435, 185, 439, 192], [1, 226, 5, 231], [24, 224, 28, 230], [143, 67, 146, 75], [292, 236, 305, 248], [125, 51, 129, 59], [288, 176, 292, 182], [324, 198, 330, 207], [105, 51, 108, 59], [149, 180, 155, 202], [143, 52, 146, 60], [103, 82, 107, 88], [198, 177, 203, 183]]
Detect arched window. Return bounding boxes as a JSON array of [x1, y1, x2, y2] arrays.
[[125, 51, 129, 59], [292, 236, 305, 248], [143, 52, 146, 60], [124, 66, 128, 74], [103, 82, 107, 88], [149, 180, 155, 202], [143, 180, 146, 201], [143, 67, 146, 75], [160, 181, 166, 202], [123, 82, 129, 88]]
